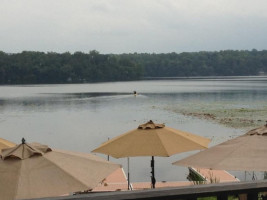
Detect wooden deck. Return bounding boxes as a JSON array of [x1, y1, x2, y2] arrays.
[[189, 167, 240, 183], [93, 167, 239, 192], [92, 168, 129, 191]]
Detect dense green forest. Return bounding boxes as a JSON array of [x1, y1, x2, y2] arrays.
[[0, 50, 143, 84], [128, 49, 267, 77], [0, 49, 267, 84]]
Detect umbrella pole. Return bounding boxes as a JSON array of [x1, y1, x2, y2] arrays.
[[107, 138, 110, 161], [151, 156, 156, 188], [127, 157, 131, 190]]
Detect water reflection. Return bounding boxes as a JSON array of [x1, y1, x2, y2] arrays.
[[1, 90, 266, 110]]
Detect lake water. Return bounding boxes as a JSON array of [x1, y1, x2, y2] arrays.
[[0, 76, 267, 183]]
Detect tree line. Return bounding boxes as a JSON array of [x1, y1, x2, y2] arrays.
[[0, 49, 266, 84], [0, 50, 143, 84], [126, 49, 267, 77]]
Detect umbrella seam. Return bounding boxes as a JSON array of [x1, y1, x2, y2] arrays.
[[158, 128, 210, 156], [43, 152, 95, 189], [44, 150, 120, 189], [92, 130, 137, 158], [174, 135, 255, 170], [154, 130, 170, 157], [171, 128, 210, 150], [13, 156, 89, 199], [14, 160, 23, 200], [210, 136, 253, 170]]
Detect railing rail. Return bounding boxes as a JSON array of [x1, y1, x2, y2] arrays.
[[29, 180, 267, 200]]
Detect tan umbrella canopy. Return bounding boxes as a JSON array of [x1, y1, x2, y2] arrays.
[[0, 138, 15, 150], [173, 123, 267, 171], [0, 138, 120, 200], [92, 120, 211, 188]]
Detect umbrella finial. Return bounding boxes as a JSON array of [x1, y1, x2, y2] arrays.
[[22, 138, 26, 144], [138, 120, 165, 129]]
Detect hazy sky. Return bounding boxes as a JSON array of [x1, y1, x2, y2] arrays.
[[1, 0, 267, 54]]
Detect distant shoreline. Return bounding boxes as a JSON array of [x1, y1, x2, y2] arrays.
[[143, 75, 267, 80], [1, 75, 267, 86]]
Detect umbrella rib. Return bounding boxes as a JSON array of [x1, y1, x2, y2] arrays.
[[92, 132, 134, 158], [186, 139, 209, 150], [14, 161, 23, 200], [210, 137, 252, 170], [157, 129, 210, 157], [176, 136, 252, 170], [176, 130, 210, 151], [44, 150, 120, 190], [154, 131, 170, 157], [43, 153, 93, 189]]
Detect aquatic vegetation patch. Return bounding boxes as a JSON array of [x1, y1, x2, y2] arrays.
[[165, 101, 267, 130]]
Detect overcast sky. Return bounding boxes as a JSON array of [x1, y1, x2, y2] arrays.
[[1, 0, 267, 54]]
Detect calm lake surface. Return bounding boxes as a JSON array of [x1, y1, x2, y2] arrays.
[[1, 76, 267, 182]]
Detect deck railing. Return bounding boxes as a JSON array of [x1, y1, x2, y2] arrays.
[[30, 180, 267, 200]]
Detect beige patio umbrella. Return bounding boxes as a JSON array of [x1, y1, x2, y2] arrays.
[[173, 123, 267, 171], [0, 138, 120, 200], [0, 138, 15, 150], [92, 120, 211, 188]]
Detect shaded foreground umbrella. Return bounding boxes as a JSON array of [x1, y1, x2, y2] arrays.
[[0, 138, 15, 150], [173, 123, 267, 171], [0, 139, 120, 200], [92, 120, 211, 188]]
